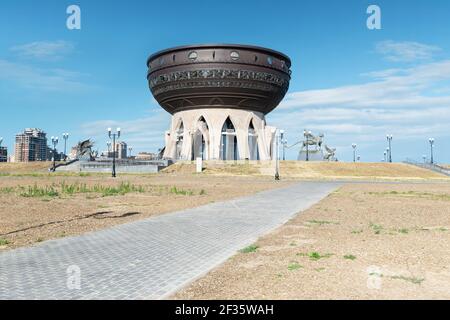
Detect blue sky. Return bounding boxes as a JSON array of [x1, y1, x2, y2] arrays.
[[1, 0, 449, 162]]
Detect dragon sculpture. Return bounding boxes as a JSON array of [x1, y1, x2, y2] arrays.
[[76, 139, 97, 161]]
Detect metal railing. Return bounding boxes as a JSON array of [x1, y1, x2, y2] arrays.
[[404, 158, 450, 176]]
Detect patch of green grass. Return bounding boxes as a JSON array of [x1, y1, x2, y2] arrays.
[[369, 272, 383, 277], [78, 172, 91, 177], [397, 228, 409, 234], [307, 220, 339, 226], [343, 254, 357, 260], [240, 245, 259, 253], [351, 229, 363, 234], [369, 222, 383, 234], [368, 191, 450, 201], [287, 262, 303, 271], [95, 182, 145, 197], [289, 242, 297, 246], [390, 275, 425, 285], [169, 186, 194, 196], [0, 238, 10, 246], [60, 182, 91, 195], [20, 184, 59, 198], [36, 238, 44, 243], [199, 189, 206, 195], [297, 251, 334, 261], [314, 267, 326, 272], [0, 187, 15, 194]]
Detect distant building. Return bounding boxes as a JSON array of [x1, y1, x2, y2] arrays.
[[14, 128, 48, 162], [115, 141, 127, 159], [47, 148, 64, 161], [0, 146, 7, 162], [135, 152, 158, 160]]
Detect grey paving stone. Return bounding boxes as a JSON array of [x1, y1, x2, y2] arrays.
[[0, 181, 339, 299]]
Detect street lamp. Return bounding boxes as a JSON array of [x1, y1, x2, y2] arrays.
[[352, 143, 357, 162], [383, 151, 387, 162], [386, 134, 393, 162], [190, 130, 195, 161], [422, 155, 427, 164], [304, 130, 311, 161], [51, 136, 59, 172], [0, 137, 3, 147], [429, 138, 435, 164], [275, 129, 280, 180], [62, 133, 69, 161], [108, 127, 121, 178]]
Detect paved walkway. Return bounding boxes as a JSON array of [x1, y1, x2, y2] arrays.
[[0, 182, 340, 299]]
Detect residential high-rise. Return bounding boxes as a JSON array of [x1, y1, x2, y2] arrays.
[[14, 128, 48, 162], [0, 146, 7, 162], [115, 141, 127, 159]]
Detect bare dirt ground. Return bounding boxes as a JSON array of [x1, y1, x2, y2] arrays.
[[0, 169, 290, 250], [174, 183, 450, 300]]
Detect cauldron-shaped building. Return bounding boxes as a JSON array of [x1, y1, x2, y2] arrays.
[[147, 44, 291, 161]]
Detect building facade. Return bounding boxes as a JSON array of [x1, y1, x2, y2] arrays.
[[0, 146, 7, 162], [147, 44, 291, 161], [115, 141, 127, 159], [14, 128, 48, 162]]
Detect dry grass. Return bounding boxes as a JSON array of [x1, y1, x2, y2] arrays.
[[0, 162, 55, 174], [167, 161, 449, 181], [174, 183, 450, 300]]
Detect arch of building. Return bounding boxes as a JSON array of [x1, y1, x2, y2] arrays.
[[163, 108, 276, 161]]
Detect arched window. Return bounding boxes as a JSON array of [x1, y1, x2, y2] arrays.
[[193, 116, 209, 160], [248, 119, 259, 160], [220, 117, 239, 160]]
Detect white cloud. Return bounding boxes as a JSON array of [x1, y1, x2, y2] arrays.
[[279, 60, 450, 110], [80, 109, 170, 152], [0, 59, 90, 92], [269, 58, 450, 161], [375, 40, 440, 62], [10, 40, 74, 60]]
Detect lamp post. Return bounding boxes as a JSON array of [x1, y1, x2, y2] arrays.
[[422, 155, 427, 164], [383, 151, 387, 162], [108, 127, 121, 178], [352, 143, 357, 162], [386, 134, 393, 162], [304, 130, 311, 161], [0, 137, 3, 147], [429, 138, 435, 164], [275, 129, 280, 180], [190, 130, 195, 161], [128, 146, 132, 158], [62, 133, 69, 161], [51, 136, 59, 172], [280, 130, 286, 161]]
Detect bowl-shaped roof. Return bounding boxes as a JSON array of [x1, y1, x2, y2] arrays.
[[147, 44, 292, 115]]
